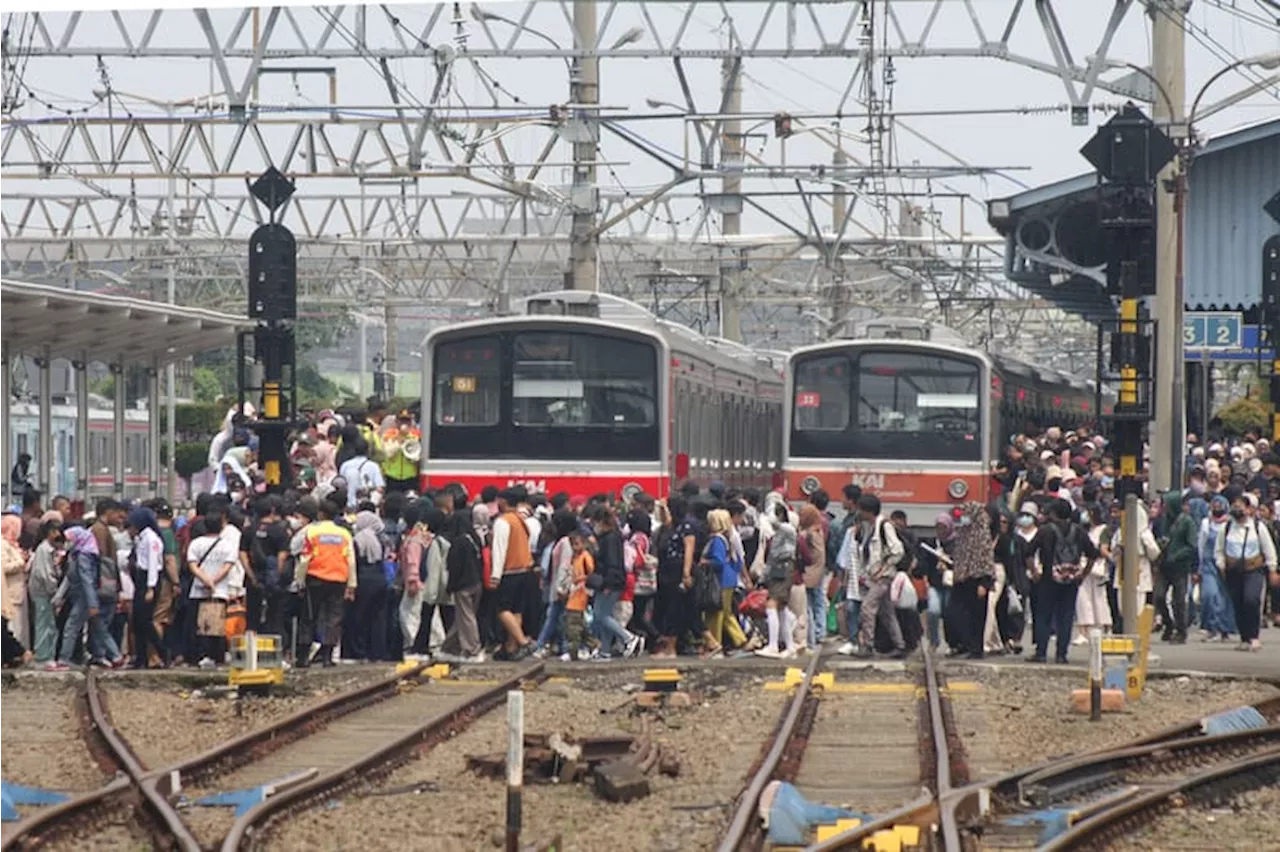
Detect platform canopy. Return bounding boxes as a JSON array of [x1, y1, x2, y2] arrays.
[[1, 279, 250, 363]]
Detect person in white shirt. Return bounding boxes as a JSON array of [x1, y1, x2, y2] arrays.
[[186, 503, 244, 668], [338, 438, 385, 509], [126, 506, 167, 668]]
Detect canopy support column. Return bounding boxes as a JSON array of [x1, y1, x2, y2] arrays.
[[1, 344, 10, 506], [74, 356, 89, 501], [148, 361, 161, 499], [112, 363, 125, 500], [37, 350, 53, 498]]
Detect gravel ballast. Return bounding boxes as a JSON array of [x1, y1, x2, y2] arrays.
[[270, 669, 790, 852], [947, 666, 1279, 776], [1, 678, 106, 791], [1109, 783, 1280, 852]]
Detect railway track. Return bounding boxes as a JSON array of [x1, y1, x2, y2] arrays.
[[3, 662, 543, 852], [715, 644, 965, 852], [955, 695, 1280, 851]]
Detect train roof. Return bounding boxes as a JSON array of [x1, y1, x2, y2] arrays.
[[424, 290, 780, 377]]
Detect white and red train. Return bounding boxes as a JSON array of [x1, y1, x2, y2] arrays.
[[419, 291, 785, 500], [784, 317, 1109, 526], [8, 401, 152, 501]]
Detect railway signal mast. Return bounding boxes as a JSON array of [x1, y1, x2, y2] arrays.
[[241, 166, 300, 492], [1080, 104, 1176, 631]]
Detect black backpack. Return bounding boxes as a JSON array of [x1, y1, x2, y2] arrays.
[[1050, 524, 1084, 583]]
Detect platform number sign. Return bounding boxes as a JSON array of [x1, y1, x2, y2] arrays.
[[1183, 312, 1243, 350]]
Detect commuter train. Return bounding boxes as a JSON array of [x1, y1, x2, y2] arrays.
[[783, 317, 1109, 527], [420, 291, 785, 500], [8, 401, 152, 500]]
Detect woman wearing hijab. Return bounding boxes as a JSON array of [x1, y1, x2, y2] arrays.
[[1073, 504, 1113, 644], [54, 526, 124, 669], [945, 502, 996, 659], [1197, 494, 1237, 641], [1, 514, 31, 666], [128, 506, 168, 668], [347, 509, 389, 661]]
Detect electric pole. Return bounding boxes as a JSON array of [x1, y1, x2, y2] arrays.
[[569, 0, 599, 292], [720, 52, 744, 342], [1150, 0, 1188, 493], [830, 140, 850, 337]]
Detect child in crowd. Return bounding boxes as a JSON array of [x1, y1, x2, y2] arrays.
[[564, 531, 595, 661]]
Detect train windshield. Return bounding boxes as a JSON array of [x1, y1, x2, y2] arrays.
[[430, 328, 660, 461], [791, 348, 983, 461], [512, 332, 656, 427]]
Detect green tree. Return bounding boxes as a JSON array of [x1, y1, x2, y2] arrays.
[[174, 442, 210, 497], [192, 366, 225, 403], [1215, 396, 1271, 438]]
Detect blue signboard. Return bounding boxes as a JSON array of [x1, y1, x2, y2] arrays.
[[1183, 312, 1243, 350], [1184, 323, 1275, 363]]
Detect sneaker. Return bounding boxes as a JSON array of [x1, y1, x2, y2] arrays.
[[781, 648, 798, 659], [531, 647, 549, 660], [433, 652, 461, 664], [197, 657, 217, 670], [575, 649, 592, 661], [45, 661, 70, 672], [1071, 636, 1088, 646], [836, 641, 858, 656], [754, 646, 782, 659], [558, 652, 572, 662], [624, 633, 643, 658]]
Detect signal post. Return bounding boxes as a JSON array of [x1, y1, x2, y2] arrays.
[[241, 167, 300, 492], [1081, 105, 1176, 632]]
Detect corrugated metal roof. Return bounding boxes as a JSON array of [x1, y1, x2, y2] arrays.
[[1184, 127, 1280, 310], [990, 117, 1280, 314]]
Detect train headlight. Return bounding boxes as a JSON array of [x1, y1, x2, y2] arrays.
[[800, 476, 820, 496], [621, 482, 642, 503], [948, 479, 969, 500]]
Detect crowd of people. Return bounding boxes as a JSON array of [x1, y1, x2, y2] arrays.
[[2, 409, 1278, 670]]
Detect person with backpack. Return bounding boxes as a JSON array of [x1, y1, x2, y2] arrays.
[[337, 437, 385, 509], [52, 525, 123, 669], [756, 501, 799, 659], [533, 510, 578, 659], [345, 509, 390, 661], [849, 494, 907, 659], [1029, 499, 1100, 663], [435, 505, 487, 663], [1154, 489, 1197, 644], [653, 497, 699, 658]]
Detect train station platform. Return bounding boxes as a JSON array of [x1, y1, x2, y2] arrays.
[[1, 278, 250, 505]]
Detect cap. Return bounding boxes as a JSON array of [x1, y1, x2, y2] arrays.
[[148, 498, 174, 519], [398, 409, 413, 420], [1019, 502, 1039, 517]]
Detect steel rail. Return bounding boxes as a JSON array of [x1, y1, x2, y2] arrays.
[[925, 644, 963, 852], [1039, 745, 1280, 852], [220, 661, 546, 851], [806, 644, 961, 852], [1018, 723, 1280, 805], [141, 662, 428, 789], [715, 651, 823, 852], [3, 663, 430, 850], [82, 671, 203, 851]]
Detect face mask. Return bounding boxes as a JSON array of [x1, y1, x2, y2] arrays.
[[1016, 516, 1033, 528], [1211, 508, 1227, 519], [1230, 508, 1246, 520]]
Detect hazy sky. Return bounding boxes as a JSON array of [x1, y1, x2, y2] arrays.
[[3, 2, 1278, 262]]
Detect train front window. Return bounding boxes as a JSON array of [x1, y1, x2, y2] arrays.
[[434, 336, 501, 426], [793, 355, 852, 431], [788, 348, 983, 462], [512, 332, 656, 428], [857, 353, 980, 437]]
